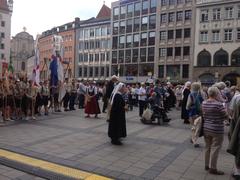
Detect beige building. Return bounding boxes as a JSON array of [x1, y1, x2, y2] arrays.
[[194, 0, 240, 85], [10, 30, 35, 75], [0, 0, 13, 76]]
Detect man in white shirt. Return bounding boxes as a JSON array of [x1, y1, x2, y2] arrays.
[[138, 82, 147, 117]]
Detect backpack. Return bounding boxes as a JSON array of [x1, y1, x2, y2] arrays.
[[190, 92, 203, 115]]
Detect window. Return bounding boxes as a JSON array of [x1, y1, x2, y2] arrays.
[[142, 0, 149, 14], [78, 68, 82, 77], [201, 10, 209, 22], [89, 54, 94, 62], [1, 21, 5, 27], [237, 29, 240, 40], [89, 67, 93, 77], [150, 0, 157, 13], [224, 29, 233, 41], [148, 31, 155, 45], [176, 11, 183, 21], [119, 36, 125, 48], [120, 21, 126, 34], [1, 53, 4, 59], [95, 67, 99, 77], [120, 6, 126, 19], [84, 67, 87, 77], [84, 29, 89, 39], [112, 36, 118, 49], [112, 51, 117, 63], [95, 28, 101, 37], [21, 62, 25, 71], [176, 29, 182, 39], [100, 67, 105, 76], [160, 13, 167, 24], [160, 31, 167, 40], [79, 30, 83, 39], [175, 47, 181, 56], [134, 18, 140, 32], [100, 53, 106, 62], [197, 50, 211, 67], [127, 4, 134, 17], [148, 47, 155, 62], [141, 16, 148, 31], [238, 6, 240, 18], [168, 30, 174, 40], [84, 53, 88, 62], [167, 48, 173, 57], [113, 22, 119, 35], [106, 52, 110, 61], [213, 8, 221, 20], [177, 0, 183, 4], [185, 0, 192, 3], [200, 31, 208, 42], [161, 0, 167, 6], [159, 65, 164, 78], [118, 50, 124, 63], [212, 30, 220, 42], [132, 49, 139, 62], [125, 50, 131, 63], [169, 0, 175, 6], [214, 49, 228, 66], [133, 34, 140, 47], [184, 28, 191, 38], [1, 32, 4, 38], [149, 15, 156, 29], [95, 53, 99, 62], [185, 10, 192, 20], [140, 48, 147, 62], [159, 48, 166, 57], [101, 27, 107, 36], [79, 54, 83, 62], [134, 2, 141, 16], [141, 32, 147, 46], [126, 35, 132, 48], [182, 65, 189, 78], [90, 29, 95, 37], [126, 19, 133, 33], [168, 12, 175, 22], [113, 7, 119, 20], [225, 7, 233, 19], [183, 46, 190, 56]]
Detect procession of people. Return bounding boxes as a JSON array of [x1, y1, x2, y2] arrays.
[[0, 72, 239, 178]]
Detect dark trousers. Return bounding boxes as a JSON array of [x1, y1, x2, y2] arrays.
[[78, 94, 85, 108], [139, 100, 147, 117], [102, 96, 108, 112], [63, 92, 70, 109], [69, 93, 77, 110]]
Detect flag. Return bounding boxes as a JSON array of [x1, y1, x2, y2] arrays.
[[32, 36, 40, 85], [49, 55, 58, 86]]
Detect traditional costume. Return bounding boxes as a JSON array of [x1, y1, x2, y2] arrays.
[[85, 85, 100, 117]]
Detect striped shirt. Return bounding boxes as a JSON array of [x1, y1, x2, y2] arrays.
[[202, 99, 228, 134]]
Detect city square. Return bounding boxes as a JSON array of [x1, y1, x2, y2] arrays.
[[0, 107, 235, 180]]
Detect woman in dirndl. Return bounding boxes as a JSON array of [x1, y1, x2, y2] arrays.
[[85, 81, 100, 118]]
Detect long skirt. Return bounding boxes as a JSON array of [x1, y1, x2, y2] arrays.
[[85, 96, 100, 115]]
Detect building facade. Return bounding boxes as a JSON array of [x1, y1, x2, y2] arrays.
[[111, 0, 195, 83], [0, 0, 13, 76], [39, 20, 77, 80], [75, 5, 111, 80], [10, 30, 35, 75], [194, 0, 240, 85]]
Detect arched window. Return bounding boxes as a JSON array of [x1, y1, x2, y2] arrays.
[[214, 49, 228, 66], [197, 49, 211, 66], [231, 48, 240, 66], [21, 61, 25, 71]]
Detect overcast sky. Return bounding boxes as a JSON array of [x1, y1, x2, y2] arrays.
[[11, 0, 114, 38]]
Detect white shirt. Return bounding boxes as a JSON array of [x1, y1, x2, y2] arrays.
[[138, 87, 147, 101]]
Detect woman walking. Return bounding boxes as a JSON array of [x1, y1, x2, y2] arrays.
[[181, 81, 191, 124], [108, 83, 127, 145]]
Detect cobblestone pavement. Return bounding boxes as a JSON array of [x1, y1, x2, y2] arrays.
[[0, 106, 235, 180]]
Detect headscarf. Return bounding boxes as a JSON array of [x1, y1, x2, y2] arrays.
[[110, 82, 125, 105]]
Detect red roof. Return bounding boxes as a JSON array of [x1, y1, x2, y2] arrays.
[[96, 4, 111, 19], [0, 0, 9, 11]]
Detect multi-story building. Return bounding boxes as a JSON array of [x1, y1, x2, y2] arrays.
[[10, 29, 35, 75], [75, 4, 111, 80], [158, 0, 195, 82], [194, 0, 240, 85], [111, 0, 195, 83], [0, 0, 13, 76], [39, 19, 78, 80]]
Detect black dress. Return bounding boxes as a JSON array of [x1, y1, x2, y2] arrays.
[[108, 93, 127, 140], [181, 88, 190, 121]]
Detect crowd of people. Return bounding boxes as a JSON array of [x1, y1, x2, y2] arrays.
[[0, 74, 239, 178]]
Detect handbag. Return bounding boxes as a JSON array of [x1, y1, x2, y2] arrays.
[[142, 108, 153, 121]]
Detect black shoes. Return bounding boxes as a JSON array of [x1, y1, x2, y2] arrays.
[[111, 140, 122, 145]]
